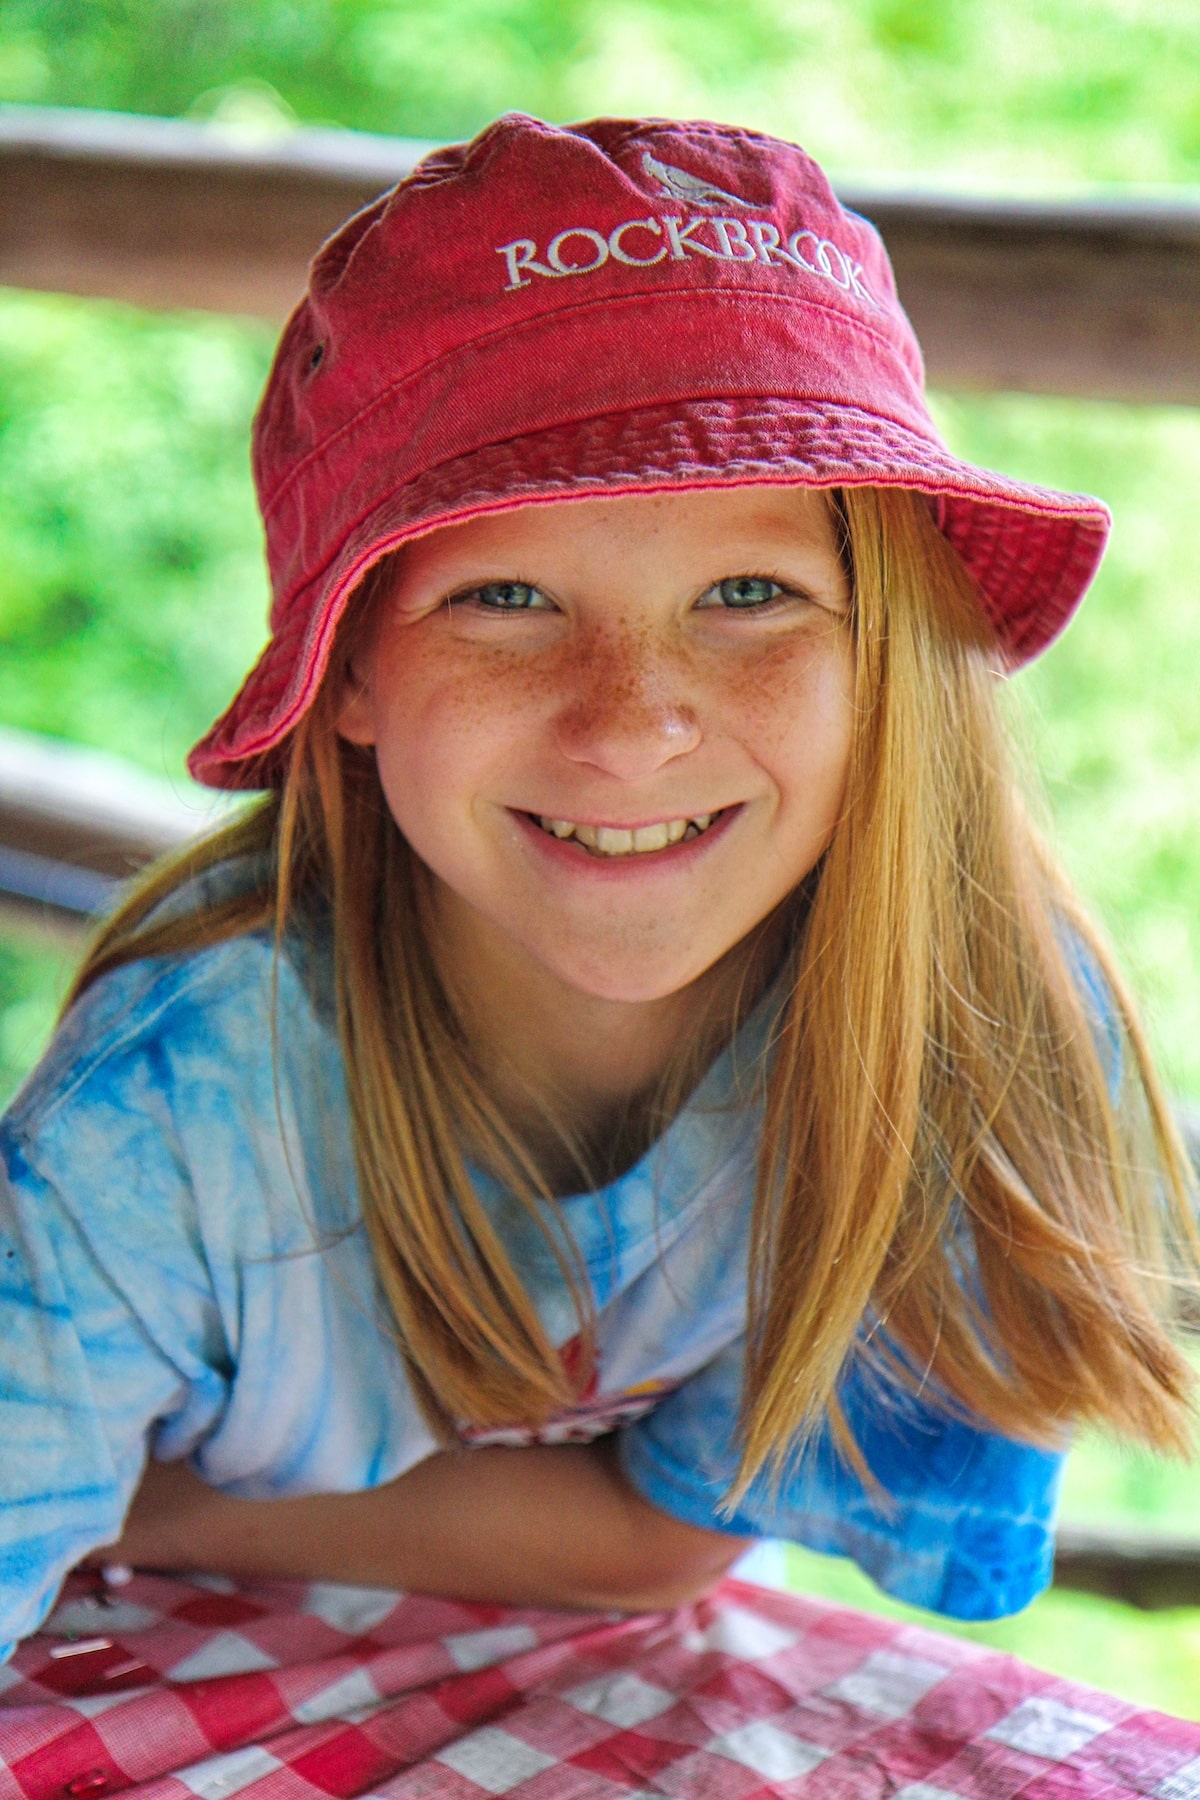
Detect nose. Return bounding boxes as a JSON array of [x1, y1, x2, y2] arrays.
[[553, 621, 702, 781]]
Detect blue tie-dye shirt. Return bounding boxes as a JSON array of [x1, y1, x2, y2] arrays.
[[0, 865, 1078, 1658]]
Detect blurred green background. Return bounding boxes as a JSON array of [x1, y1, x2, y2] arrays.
[[2, 0, 1199, 1718]]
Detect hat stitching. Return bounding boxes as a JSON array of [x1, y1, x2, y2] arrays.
[[262, 397, 1105, 598], [261, 408, 945, 614], [259, 405, 1105, 638], [257, 286, 922, 520]]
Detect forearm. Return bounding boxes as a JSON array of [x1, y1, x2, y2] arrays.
[[104, 1440, 750, 1612]]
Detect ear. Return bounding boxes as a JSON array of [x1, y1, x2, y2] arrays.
[[334, 651, 378, 747]]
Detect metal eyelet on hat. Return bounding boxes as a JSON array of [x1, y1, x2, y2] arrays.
[[307, 341, 326, 374]]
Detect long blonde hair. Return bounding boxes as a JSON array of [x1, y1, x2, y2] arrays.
[[73, 485, 1198, 1485]]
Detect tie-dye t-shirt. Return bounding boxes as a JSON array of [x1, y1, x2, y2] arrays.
[[0, 867, 1074, 1658]]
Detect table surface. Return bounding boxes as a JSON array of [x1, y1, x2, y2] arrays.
[[2, 1570, 1198, 1799]]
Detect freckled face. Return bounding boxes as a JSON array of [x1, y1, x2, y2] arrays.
[[336, 486, 855, 1004]]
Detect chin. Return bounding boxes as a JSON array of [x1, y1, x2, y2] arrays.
[[546, 953, 715, 1007]]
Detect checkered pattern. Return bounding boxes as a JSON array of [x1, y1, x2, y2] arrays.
[[0, 1574, 1196, 1799]]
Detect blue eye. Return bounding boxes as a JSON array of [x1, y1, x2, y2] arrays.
[[474, 581, 548, 611], [703, 576, 784, 610], [720, 577, 777, 607]]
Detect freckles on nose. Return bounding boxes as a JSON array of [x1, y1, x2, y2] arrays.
[[554, 622, 700, 760]]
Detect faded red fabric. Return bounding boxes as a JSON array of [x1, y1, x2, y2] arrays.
[[188, 114, 1110, 790], [2, 1572, 1197, 1799]]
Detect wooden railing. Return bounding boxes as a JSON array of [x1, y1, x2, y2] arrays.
[[0, 725, 234, 941], [1054, 1527, 1200, 1612], [2, 103, 1200, 1609], [3, 103, 1200, 402]]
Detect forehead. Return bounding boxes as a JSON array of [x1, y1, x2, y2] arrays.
[[395, 484, 842, 578]]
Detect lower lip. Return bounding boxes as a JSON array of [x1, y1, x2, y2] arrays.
[[512, 807, 741, 877]]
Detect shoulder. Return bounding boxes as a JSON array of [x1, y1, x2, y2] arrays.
[[6, 927, 279, 1136], [2, 872, 350, 1259]]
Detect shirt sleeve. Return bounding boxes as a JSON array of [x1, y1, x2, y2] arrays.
[[0, 920, 439, 1662], [618, 1335, 1064, 1622], [0, 1000, 234, 1657]]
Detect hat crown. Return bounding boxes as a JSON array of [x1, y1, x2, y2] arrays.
[[253, 113, 922, 522], [189, 112, 1109, 789]]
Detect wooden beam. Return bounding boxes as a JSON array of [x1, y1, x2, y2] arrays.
[[854, 190, 1200, 406], [1054, 1526, 1200, 1611], [0, 724, 234, 940], [3, 105, 1199, 403], [0, 104, 434, 320]]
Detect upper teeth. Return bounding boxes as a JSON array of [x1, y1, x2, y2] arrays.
[[538, 815, 715, 855]]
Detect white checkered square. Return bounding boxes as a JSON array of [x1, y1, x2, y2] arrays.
[[168, 1631, 279, 1681], [686, 1605, 800, 1661], [824, 1649, 948, 1719], [43, 1595, 160, 1637], [176, 1745, 285, 1799], [565, 1671, 676, 1728], [894, 1786, 967, 1800], [1159, 1758, 1200, 1800], [446, 1623, 540, 1671], [302, 1582, 402, 1634], [293, 1664, 382, 1724], [436, 1726, 557, 1793], [732, 1541, 789, 1587], [67, 1687, 154, 1718], [708, 1720, 829, 1781], [985, 1697, 1112, 1760]]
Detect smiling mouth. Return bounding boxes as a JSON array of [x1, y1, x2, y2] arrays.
[[530, 812, 723, 857]]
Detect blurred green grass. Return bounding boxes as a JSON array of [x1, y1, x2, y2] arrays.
[[930, 393, 1200, 1106]]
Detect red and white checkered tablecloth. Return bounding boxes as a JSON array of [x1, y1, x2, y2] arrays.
[[1, 1571, 1197, 1800]]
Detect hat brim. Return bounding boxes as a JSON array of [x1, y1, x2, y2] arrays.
[[189, 397, 1109, 790]]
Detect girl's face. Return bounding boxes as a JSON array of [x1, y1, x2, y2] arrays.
[[337, 486, 854, 1006]]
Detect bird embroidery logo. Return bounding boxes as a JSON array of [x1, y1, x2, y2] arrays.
[[641, 151, 755, 209]]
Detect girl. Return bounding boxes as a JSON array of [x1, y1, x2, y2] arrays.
[[0, 113, 1195, 1658]]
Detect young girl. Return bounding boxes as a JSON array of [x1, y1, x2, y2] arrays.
[[0, 112, 1195, 1660]]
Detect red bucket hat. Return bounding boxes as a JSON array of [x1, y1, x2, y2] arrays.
[[190, 111, 1110, 790]]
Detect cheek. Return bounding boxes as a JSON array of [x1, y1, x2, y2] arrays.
[[368, 642, 542, 816], [732, 629, 856, 789]]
